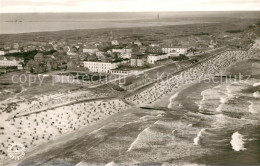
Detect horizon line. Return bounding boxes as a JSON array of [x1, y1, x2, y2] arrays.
[[1, 10, 260, 14]]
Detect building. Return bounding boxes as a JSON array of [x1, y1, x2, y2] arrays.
[[83, 45, 99, 55], [130, 54, 147, 67], [8, 50, 20, 54], [83, 61, 118, 73], [96, 52, 107, 60], [26, 60, 41, 73], [34, 53, 44, 61], [147, 54, 168, 64], [134, 40, 142, 46], [0, 57, 23, 67], [13, 43, 20, 49], [209, 39, 217, 48], [112, 49, 132, 59], [162, 46, 188, 54], [115, 49, 132, 59], [111, 40, 119, 46], [130, 58, 146, 67], [146, 46, 162, 54], [130, 58, 145, 67], [110, 69, 133, 75], [0, 50, 7, 56], [17, 64, 23, 70]]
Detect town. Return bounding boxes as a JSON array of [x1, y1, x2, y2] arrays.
[[0, 22, 229, 91]]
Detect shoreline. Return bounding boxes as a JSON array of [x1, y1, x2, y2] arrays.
[[152, 81, 198, 108], [3, 106, 141, 166]]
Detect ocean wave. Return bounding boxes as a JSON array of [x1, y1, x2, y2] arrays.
[[253, 91, 259, 98], [225, 84, 235, 98], [162, 162, 205, 166], [230, 132, 246, 151], [105, 161, 115, 166], [75, 161, 88, 166], [193, 128, 206, 145], [216, 96, 228, 112], [168, 92, 179, 108], [126, 127, 150, 152], [198, 88, 221, 111], [247, 101, 260, 114]]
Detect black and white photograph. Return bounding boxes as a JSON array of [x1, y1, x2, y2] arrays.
[[0, 0, 260, 165]]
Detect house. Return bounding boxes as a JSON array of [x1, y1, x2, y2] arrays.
[[112, 49, 132, 59], [130, 58, 145, 67], [34, 53, 44, 61], [134, 40, 142, 46], [208, 45, 215, 48], [64, 46, 78, 55], [83, 45, 99, 55], [111, 40, 119, 46], [96, 51, 106, 59], [130, 54, 147, 67], [120, 49, 132, 59], [0, 50, 7, 56], [209, 39, 217, 48], [26, 60, 42, 73], [149, 43, 160, 47], [13, 43, 20, 49], [139, 46, 147, 54], [17, 64, 23, 70]]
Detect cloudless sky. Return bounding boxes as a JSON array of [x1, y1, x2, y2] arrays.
[[0, 0, 260, 13]]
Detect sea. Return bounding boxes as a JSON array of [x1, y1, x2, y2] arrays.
[[15, 77, 260, 166], [0, 11, 259, 34], [169, 78, 260, 165]]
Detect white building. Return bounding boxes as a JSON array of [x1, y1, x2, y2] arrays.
[[162, 47, 188, 54], [147, 53, 179, 64], [83, 61, 118, 73], [0, 50, 7, 56], [8, 50, 20, 54], [110, 69, 133, 76], [17, 64, 23, 70], [111, 40, 119, 46], [0, 57, 23, 67], [147, 54, 168, 64], [134, 40, 142, 46]]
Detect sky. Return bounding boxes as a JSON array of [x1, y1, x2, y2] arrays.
[[0, 0, 260, 13]]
